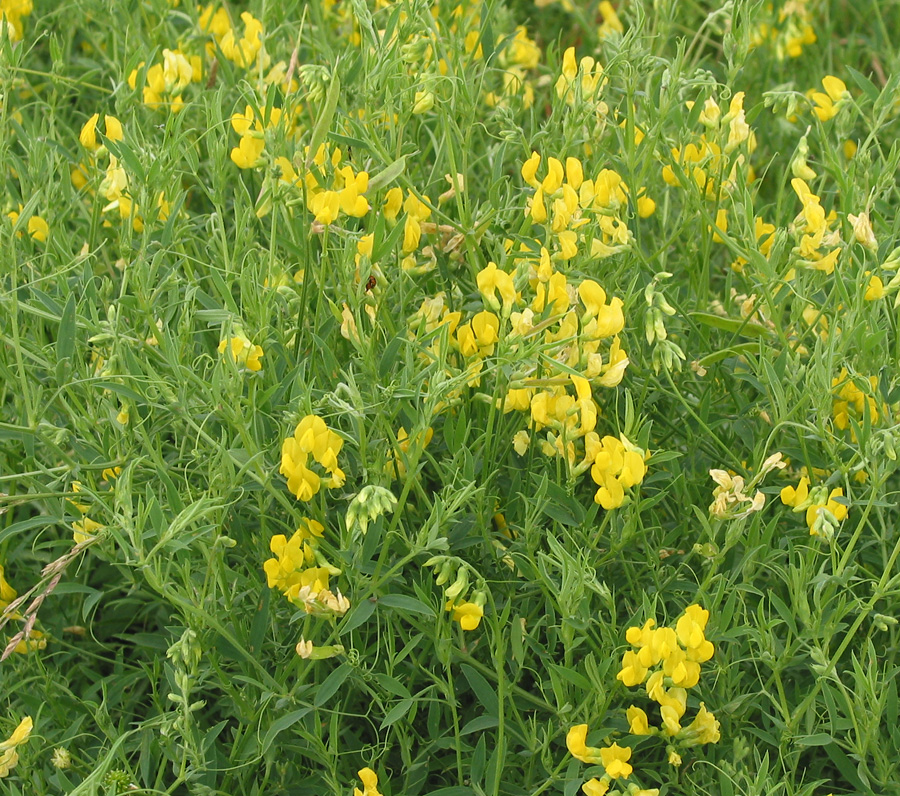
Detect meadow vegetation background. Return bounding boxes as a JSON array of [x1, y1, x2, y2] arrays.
[[1, 0, 900, 793]]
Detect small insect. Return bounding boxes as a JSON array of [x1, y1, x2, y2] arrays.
[[365, 275, 377, 291]]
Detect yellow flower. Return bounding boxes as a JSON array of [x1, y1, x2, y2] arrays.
[[582, 779, 609, 796], [477, 262, 517, 313], [263, 519, 325, 592], [231, 135, 265, 169], [864, 273, 884, 301], [280, 415, 344, 500], [354, 767, 383, 796], [27, 215, 49, 242], [521, 151, 541, 187], [599, 743, 632, 779], [598, 1, 623, 37], [199, 4, 231, 39], [72, 516, 103, 544], [0, 716, 33, 779], [512, 430, 530, 455], [589, 435, 647, 509], [220, 11, 264, 68], [675, 604, 715, 662], [457, 311, 500, 358], [0, 0, 32, 41], [806, 488, 848, 535], [555, 47, 605, 104], [0, 717, 32, 748], [849, 212, 877, 252], [218, 335, 264, 371], [617, 649, 648, 686], [566, 724, 603, 765], [780, 476, 810, 508], [810, 75, 847, 122], [626, 705, 651, 735], [413, 90, 435, 114], [383, 187, 403, 223], [679, 703, 720, 745], [447, 598, 484, 630]]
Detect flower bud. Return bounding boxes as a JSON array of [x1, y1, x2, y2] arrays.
[[444, 567, 469, 600]]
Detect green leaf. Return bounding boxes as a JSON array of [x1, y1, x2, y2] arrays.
[[341, 597, 377, 633], [57, 293, 76, 362], [378, 594, 434, 616], [0, 515, 56, 545], [248, 588, 269, 655], [536, 478, 585, 527], [697, 342, 761, 367], [461, 664, 498, 716], [380, 698, 413, 728], [373, 673, 411, 699], [261, 708, 313, 754], [379, 336, 405, 378], [846, 66, 879, 102], [548, 663, 593, 692], [795, 733, 835, 746], [314, 663, 353, 707], [689, 312, 772, 338], [92, 381, 146, 402], [460, 715, 498, 735], [307, 74, 341, 167]]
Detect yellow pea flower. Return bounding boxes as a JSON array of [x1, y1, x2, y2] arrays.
[[566, 724, 603, 764], [810, 75, 847, 122], [218, 335, 264, 371], [354, 767, 383, 796], [599, 743, 632, 778]]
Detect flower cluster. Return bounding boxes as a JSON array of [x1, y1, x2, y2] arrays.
[[708, 452, 785, 519], [426, 556, 487, 631], [280, 415, 345, 501], [74, 113, 168, 231], [406, 244, 647, 508], [832, 368, 885, 433], [484, 26, 541, 109], [263, 519, 349, 616], [555, 47, 606, 108], [790, 178, 841, 273], [230, 104, 294, 170], [383, 187, 432, 256], [582, 435, 645, 509], [68, 480, 105, 544], [781, 476, 849, 537], [663, 92, 755, 204], [128, 49, 202, 112], [522, 150, 650, 262], [199, 7, 265, 69], [565, 604, 719, 789], [749, 0, 817, 60], [304, 145, 370, 226], [0, 716, 33, 778], [72, 516, 104, 545]]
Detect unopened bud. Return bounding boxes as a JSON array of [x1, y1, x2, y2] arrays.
[[444, 567, 469, 600]]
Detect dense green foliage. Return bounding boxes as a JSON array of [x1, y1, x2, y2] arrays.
[[1, 0, 900, 794]]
